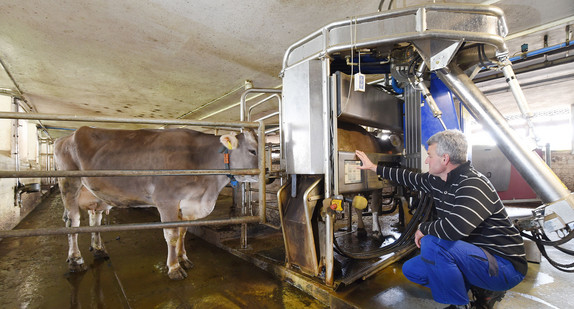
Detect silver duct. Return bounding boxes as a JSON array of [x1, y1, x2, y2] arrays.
[[436, 62, 571, 204]]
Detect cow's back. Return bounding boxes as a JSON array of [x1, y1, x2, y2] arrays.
[[68, 126, 221, 171], [338, 122, 389, 153], [54, 126, 229, 207]]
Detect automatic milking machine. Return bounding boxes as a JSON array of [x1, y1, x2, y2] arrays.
[[275, 3, 574, 288]]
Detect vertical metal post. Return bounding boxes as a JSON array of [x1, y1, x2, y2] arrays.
[[324, 212, 335, 287], [240, 182, 248, 249], [320, 27, 336, 287], [240, 121, 266, 249], [437, 63, 571, 204], [258, 121, 266, 224]]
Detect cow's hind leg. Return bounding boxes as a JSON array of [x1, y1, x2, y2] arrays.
[[60, 179, 87, 272], [177, 226, 193, 270], [355, 207, 367, 238], [157, 203, 187, 280], [88, 209, 109, 259], [370, 189, 383, 239]]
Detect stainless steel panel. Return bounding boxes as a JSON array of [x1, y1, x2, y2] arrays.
[[471, 145, 511, 191], [337, 151, 400, 194], [334, 72, 403, 131], [282, 60, 324, 174]]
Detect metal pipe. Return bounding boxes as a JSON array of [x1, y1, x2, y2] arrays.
[[0, 216, 260, 238], [437, 62, 571, 203], [247, 94, 281, 121], [257, 121, 267, 224], [324, 212, 335, 287], [254, 111, 279, 123], [240, 89, 282, 122], [0, 169, 260, 178], [241, 182, 248, 249], [265, 127, 280, 134], [0, 112, 259, 129], [499, 58, 539, 144], [321, 27, 333, 198]]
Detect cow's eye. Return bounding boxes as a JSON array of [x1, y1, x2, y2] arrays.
[[248, 149, 257, 156]]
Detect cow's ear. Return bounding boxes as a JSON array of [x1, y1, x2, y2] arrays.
[[220, 134, 238, 150]]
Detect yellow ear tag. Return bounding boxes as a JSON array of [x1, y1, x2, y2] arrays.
[[227, 141, 233, 150]]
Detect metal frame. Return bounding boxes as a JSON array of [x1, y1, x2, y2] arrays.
[[279, 2, 574, 286], [0, 112, 267, 239]]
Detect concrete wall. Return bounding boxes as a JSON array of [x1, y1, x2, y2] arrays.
[[0, 95, 44, 231]]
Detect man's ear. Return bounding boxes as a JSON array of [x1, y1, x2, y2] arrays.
[[220, 134, 238, 150], [442, 154, 450, 165]]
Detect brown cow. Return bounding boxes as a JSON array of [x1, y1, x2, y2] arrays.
[[54, 126, 258, 280], [337, 122, 402, 237]]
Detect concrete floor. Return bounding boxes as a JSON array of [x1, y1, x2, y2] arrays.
[[1, 191, 572, 309], [0, 192, 325, 309]]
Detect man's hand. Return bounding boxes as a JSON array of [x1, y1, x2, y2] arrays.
[[414, 229, 425, 248], [355, 150, 377, 172]]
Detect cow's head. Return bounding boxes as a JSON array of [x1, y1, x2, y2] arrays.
[[219, 129, 259, 182]]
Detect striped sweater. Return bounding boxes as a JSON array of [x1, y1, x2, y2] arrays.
[[377, 161, 527, 275]]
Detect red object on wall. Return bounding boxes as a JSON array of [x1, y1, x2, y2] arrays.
[[497, 149, 543, 201], [497, 164, 538, 201]]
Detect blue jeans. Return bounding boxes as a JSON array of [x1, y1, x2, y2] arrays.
[[402, 235, 525, 305]]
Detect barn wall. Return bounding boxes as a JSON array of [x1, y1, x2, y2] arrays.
[[550, 150, 574, 191], [0, 95, 43, 232]]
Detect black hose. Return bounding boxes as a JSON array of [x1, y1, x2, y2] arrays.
[[377, 0, 394, 12], [520, 229, 574, 273], [334, 193, 433, 259], [520, 224, 574, 247]]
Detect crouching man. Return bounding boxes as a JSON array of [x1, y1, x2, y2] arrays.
[[355, 130, 527, 309]]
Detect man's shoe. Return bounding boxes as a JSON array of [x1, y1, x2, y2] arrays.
[[470, 286, 506, 309], [443, 304, 469, 309]]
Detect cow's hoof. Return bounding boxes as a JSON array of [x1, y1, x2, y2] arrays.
[[356, 228, 367, 239], [372, 231, 384, 241], [180, 257, 194, 270], [67, 257, 88, 272], [91, 249, 110, 260], [168, 266, 187, 280]]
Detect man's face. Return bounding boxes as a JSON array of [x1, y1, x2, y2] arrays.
[[425, 143, 446, 176]]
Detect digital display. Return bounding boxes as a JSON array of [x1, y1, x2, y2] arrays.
[[344, 161, 362, 184]]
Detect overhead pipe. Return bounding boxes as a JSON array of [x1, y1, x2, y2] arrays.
[[0, 111, 259, 129], [498, 57, 540, 145], [436, 62, 571, 203], [453, 44, 542, 145], [509, 42, 571, 63], [0, 168, 259, 179]]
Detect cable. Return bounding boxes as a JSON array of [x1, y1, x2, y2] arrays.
[[334, 193, 433, 259], [520, 229, 574, 272]]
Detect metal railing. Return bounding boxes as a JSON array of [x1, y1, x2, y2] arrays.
[[0, 111, 267, 239]]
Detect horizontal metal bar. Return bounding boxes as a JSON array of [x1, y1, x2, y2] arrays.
[[0, 111, 259, 128], [0, 216, 261, 238], [0, 169, 260, 178]]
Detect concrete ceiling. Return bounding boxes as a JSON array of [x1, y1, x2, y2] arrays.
[[0, 0, 573, 137]]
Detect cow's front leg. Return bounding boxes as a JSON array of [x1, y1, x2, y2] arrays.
[[163, 227, 187, 280], [88, 209, 109, 259], [64, 209, 87, 272]]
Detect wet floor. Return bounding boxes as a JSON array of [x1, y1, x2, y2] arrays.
[[0, 192, 326, 309], [1, 191, 572, 309]]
